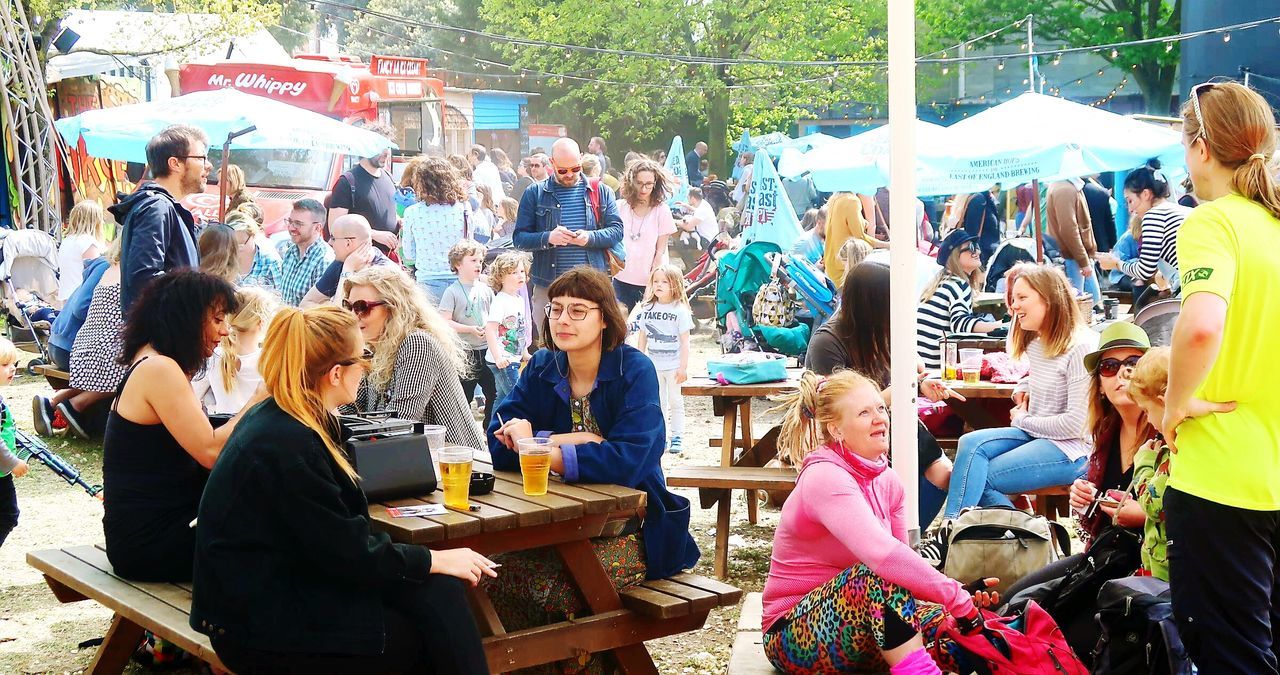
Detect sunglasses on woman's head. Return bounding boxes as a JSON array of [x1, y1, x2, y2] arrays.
[[342, 299, 389, 317], [1097, 355, 1142, 378], [1189, 82, 1216, 143]]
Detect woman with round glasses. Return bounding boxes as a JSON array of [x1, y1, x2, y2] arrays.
[[915, 230, 1004, 372], [339, 265, 482, 448], [613, 158, 678, 311], [485, 267, 699, 661]]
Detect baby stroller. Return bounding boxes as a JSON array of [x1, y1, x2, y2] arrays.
[[775, 253, 838, 328], [0, 229, 59, 375], [702, 180, 735, 213], [985, 237, 1038, 293]]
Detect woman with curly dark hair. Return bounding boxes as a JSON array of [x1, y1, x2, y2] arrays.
[[402, 155, 471, 304], [102, 270, 265, 582], [613, 158, 678, 311]]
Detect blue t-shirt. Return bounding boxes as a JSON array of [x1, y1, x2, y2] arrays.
[[314, 250, 392, 298], [551, 179, 589, 270]]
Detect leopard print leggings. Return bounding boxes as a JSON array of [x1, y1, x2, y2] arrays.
[[763, 564, 966, 673]]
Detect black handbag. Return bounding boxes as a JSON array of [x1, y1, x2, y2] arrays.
[[338, 410, 438, 502]]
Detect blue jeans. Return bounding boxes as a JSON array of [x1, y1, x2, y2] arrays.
[[419, 277, 455, 306], [943, 427, 1087, 519], [488, 362, 521, 406], [1062, 259, 1102, 307]]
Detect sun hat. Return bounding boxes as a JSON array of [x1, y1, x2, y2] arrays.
[[935, 229, 980, 265], [1084, 321, 1151, 373]]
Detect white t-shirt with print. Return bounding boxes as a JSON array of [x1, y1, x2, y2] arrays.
[[485, 291, 526, 364], [634, 301, 694, 372]]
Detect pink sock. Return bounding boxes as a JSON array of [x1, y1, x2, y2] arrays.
[[889, 648, 942, 675]]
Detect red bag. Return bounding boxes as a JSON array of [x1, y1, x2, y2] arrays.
[[935, 601, 1087, 674]]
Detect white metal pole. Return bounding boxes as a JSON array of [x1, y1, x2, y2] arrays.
[[958, 42, 967, 101], [1027, 14, 1036, 93], [888, 0, 920, 539]]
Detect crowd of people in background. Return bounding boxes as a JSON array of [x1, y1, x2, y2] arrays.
[[1, 76, 1278, 674]]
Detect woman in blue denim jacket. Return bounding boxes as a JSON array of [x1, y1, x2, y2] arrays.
[[487, 267, 700, 637]]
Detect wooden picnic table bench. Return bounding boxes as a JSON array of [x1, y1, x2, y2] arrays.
[[29, 453, 741, 674], [667, 466, 798, 580], [33, 363, 69, 390]]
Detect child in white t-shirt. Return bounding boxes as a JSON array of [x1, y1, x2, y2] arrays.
[[634, 265, 694, 453], [484, 252, 530, 405], [192, 287, 279, 414]]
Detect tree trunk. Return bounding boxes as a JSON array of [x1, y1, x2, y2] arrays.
[[708, 84, 730, 177], [1133, 67, 1175, 115]]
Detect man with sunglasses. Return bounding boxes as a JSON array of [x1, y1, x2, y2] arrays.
[[512, 138, 623, 315], [113, 124, 208, 312], [512, 154, 547, 199]]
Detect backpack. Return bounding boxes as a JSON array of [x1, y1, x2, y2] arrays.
[[585, 178, 625, 275], [1091, 576, 1192, 675], [936, 600, 1088, 674], [942, 506, 1072, 596], [751, 253, 796, 328]]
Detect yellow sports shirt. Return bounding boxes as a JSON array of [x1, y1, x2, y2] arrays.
[[1169, 194, 1280, 510]]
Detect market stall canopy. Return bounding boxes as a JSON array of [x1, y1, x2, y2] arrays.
[[55, 89, 397, 164], [763, 132, 839, 158], [45, 10, 286, 84], [779, 120, 950, 194], [915, 92, 1185, 195]]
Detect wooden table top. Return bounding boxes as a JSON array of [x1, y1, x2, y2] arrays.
[[681, 368, 804, 397], [945, 379, 1018, 399], [370, 452, 646, 546]]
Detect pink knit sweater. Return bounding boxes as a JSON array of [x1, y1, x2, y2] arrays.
[[761, 446, 975, 631]]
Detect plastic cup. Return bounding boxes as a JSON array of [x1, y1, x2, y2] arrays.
[[517, 437, 553, 496], [962, 367, 981, 385], [422, 425, 447, 451], [438, 446, 473, 509], [959, 348, 984, 367]]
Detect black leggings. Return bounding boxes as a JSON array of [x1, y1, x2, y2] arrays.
[[461, 348, 497, 429], [212, 576, 488, 674]]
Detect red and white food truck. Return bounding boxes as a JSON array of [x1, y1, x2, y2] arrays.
[[172, 54, 445, 233]]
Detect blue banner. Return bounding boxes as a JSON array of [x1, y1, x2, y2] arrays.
[[664, 135, 689, 206], [741, 151, 803, 249]]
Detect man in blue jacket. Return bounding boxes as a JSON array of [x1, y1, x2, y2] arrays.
[[112, 124, 207, 312], [513, 137, 623, 316]]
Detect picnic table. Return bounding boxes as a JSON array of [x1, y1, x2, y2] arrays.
[[679, 371, 802, 577], [369, 451, 741, 673], [29, 451, 740, 675], [943, 379, 1017, 431]]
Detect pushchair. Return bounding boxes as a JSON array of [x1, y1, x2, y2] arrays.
[[0, 228, 59, 375], [984, 237, 1038, 293], [702, 180, 735, 213], [714, 241, 811, 356], [775, 253, 838, 327]]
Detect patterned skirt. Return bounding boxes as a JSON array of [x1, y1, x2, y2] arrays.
[[763, 564, 966, 674], [484, 533, 646, 674]]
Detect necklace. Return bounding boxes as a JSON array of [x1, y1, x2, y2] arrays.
[[628, 204, 654, 241]]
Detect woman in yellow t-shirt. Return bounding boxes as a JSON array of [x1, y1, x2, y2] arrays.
[[823, 192, 886, 283], [1165, 80, 1280, 673]]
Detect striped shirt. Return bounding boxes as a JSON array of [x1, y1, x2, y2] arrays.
[[1119, 200, 1190, 286], [550, 178, 590, 270], [239, 244, 283, 292], [277, 238, 335, 306], [916, 275, 983, 371], [1011, 330, 1099, 461]]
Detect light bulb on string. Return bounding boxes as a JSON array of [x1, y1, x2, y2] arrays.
[[997, 59, 1005, 70], [460, 35, 466, 43], [1223, 32, 1231, 43], [1053, 54, 1062, 66], [942, 66, 949, 75], [1165, 41, 1174, 53], [1110, 48, 1118, 58]]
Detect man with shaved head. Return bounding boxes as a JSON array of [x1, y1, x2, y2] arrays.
[[512, 137, 624, 316], [299, 214, 393, 307], [686, 141, 708, 186]]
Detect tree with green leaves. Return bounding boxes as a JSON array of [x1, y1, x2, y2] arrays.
[[919, 0, 1181, 113], [477, 0, 887, 173]]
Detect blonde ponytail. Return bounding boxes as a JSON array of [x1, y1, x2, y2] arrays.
[[769, 369, 880, 466], [218, 287, 279, 393], [259, 306, 360, 481], [1233, 154, 1280, 221]]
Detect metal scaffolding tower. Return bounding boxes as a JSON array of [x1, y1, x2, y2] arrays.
[[1, 0, 61, 231]]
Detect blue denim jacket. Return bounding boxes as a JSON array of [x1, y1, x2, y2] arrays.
[[512, 176, 624, 287], [488, 344, 700, 579]]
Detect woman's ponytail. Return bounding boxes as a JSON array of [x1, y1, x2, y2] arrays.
[[1233, 154, 1280, 221]]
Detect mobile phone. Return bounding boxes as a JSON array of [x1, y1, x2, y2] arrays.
[[1095, 496, 1121, 509]]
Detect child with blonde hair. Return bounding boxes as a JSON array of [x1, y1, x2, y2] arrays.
[[58, 199, 107, 302], [192, 287, 280, 414], [485, 251, 531, 404], [634, 265, 693, 453], [0, 338, 26, 547]]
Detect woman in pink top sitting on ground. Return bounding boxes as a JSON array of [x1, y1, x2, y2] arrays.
[[762, 370, 999, 674]]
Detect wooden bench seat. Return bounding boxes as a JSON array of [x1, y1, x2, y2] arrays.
[[728, 592, 775, 674], [33, 363, 69, 390], [1021, 485, 1072, 521], [30, 545, 744, 675], [27, 544, 225, 674], [667, 466, 798, 579]]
